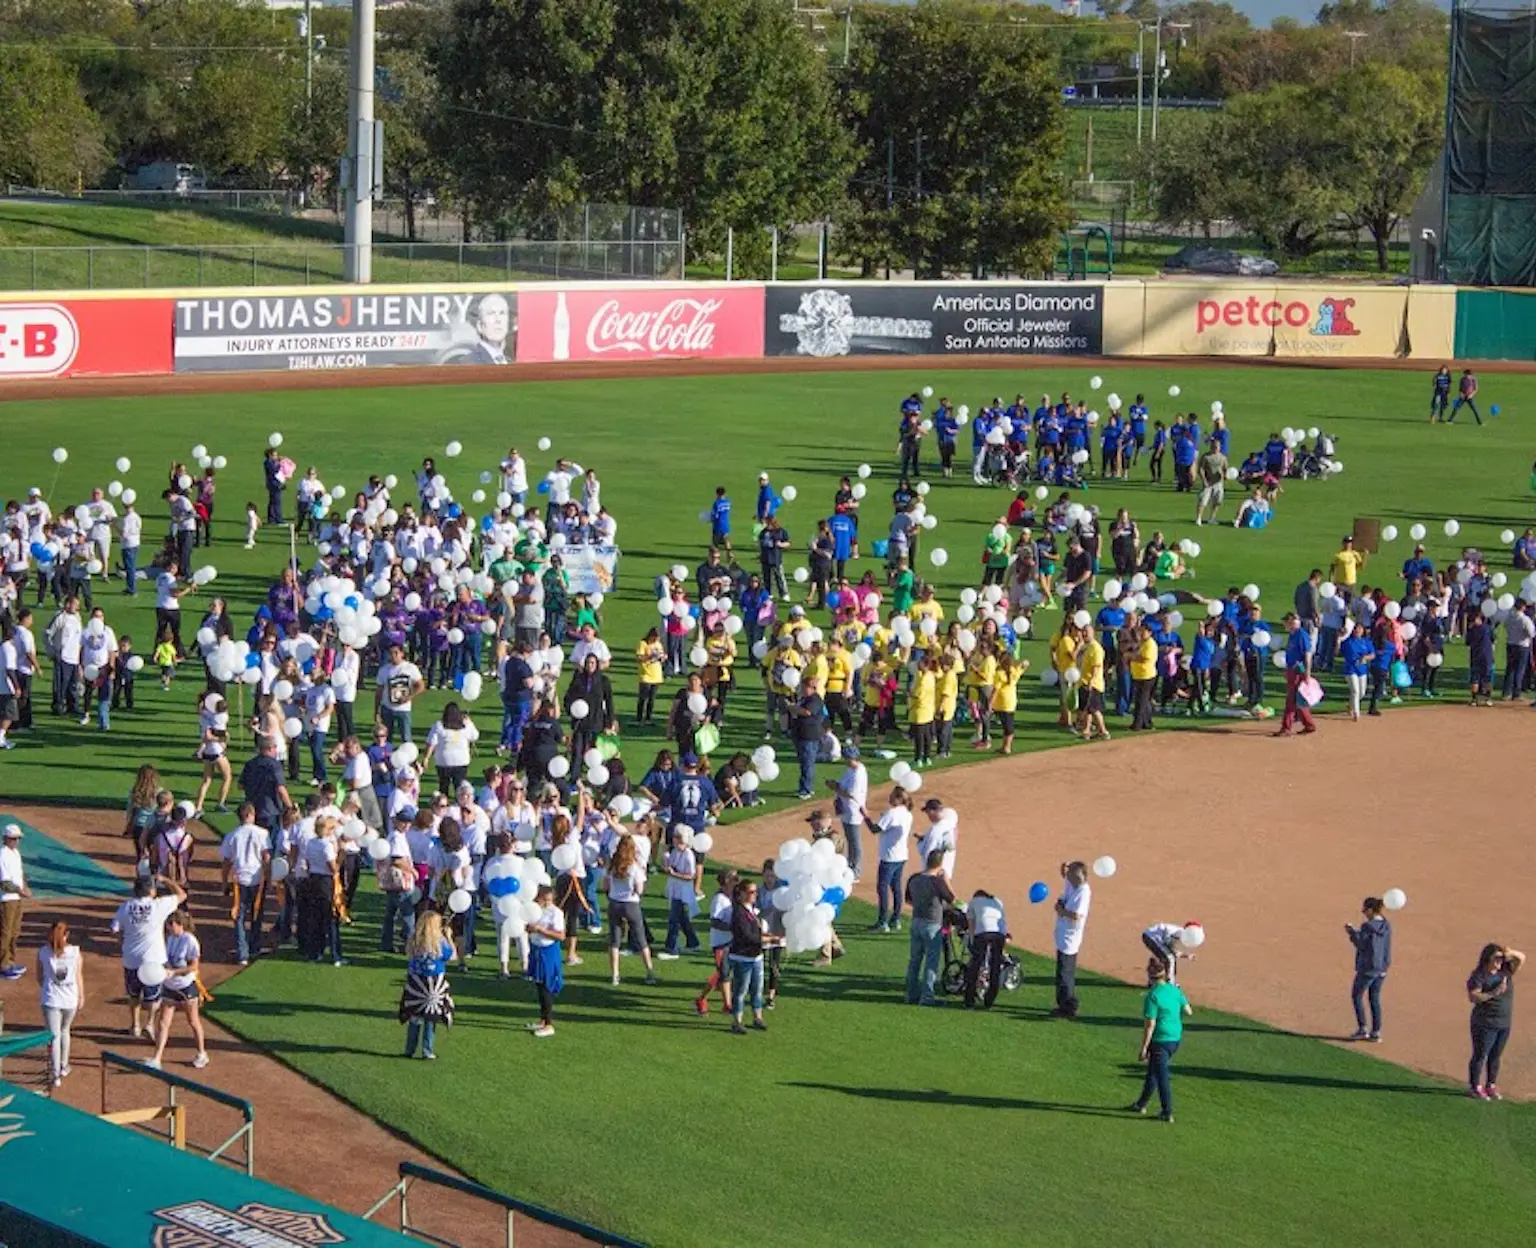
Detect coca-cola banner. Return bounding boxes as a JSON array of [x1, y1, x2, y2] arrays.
[[172, 289, 518, 372], [764, 283, 1103, 357], [517, 285, 765, 363]]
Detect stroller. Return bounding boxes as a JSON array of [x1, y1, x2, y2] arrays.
[[1291, 432, 1338, 480], [939, 907, 1022, 998]]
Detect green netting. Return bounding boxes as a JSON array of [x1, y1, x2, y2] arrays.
[[1445, 5, 1536, 285]]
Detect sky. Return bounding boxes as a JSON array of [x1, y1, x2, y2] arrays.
[[1181, 0, 1450, 25]]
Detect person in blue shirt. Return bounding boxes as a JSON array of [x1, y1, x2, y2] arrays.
[[1338, 621, 1375, 720], [400, 910, 456, 1060], [1148, 421, 1167, 483], [1237, 601, 1268, 708], [738, 573, 771, 654], [709, 487, 733, 554], [672, 754, 721, 833], [828, 511, 856, 580], [1274, 612, 1316, 735], [1210, 415, 1229, 457], [1154, 625, 1184, 710], [1190, 618, 1217, 713], [755, 474, 780, 524], [969, 406, 995, 482], [934, 401, 959, 478], [900, 393, 923, 418], [757, 516, 790, 600], [638, 748, 682, 823], [1263, 433, 1288, 475], [1039, 409, 1062, 457], [898, 410, 924, 476], [1032, 394, 1052, 433], [1172, 425, 1199, 493], [1400, 545, 1433, 583], [1128, 396, 1149, 463], [1064, 405, 1089, 462], [1100, 413, 1123, 479], [1514, 528, 1536, 572], [1429, 366, 1452, 423]]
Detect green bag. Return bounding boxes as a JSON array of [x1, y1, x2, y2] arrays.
[[595, 732, 622, 762], [694, 722, 721, 756]]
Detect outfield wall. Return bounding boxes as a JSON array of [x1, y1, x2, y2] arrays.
[[0, 278, 1523, 382]]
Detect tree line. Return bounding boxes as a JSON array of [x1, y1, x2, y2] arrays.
[[0, 0, 1450, 273]]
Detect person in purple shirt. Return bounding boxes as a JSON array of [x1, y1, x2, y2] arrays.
[[424, 613, 452, 690], [1273, 613, 1316, 736], [1449, 369, 1482, 425]]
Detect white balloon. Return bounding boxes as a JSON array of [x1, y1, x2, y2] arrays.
[[269, 857, 290, 883], [1168, 384, 1181, 397], [929, 548, 948, 568], [1072, 609, 1091, 628], [1409, 524, 1427, 542], [1382, 888, 1407, 911], [1179, 924, 1206, 949], [1089, 375, 1103, 390], [782, 485, 798, 502], [136, 961, 167, 987], [587, 764, 610, 787], [692, 832, 714, 855], [115, 456, 132, 473], [547, 756, 570, 778], [687, 692, 708, 716], [1381, 525, 1399, 542], [1501, 529, 1517, 545], [538, 436, 552, 451], [268, 432, 283, 448], [1092, 855, 1117, 878], [51, 447, 68, 464], [551, 843, 579, 872], [570, 699, 590, 720], [1444, 519, 1461, 537]]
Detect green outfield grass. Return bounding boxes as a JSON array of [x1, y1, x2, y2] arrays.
[[205, 885, 1536, 1247], [2, 364, 1532, 816]]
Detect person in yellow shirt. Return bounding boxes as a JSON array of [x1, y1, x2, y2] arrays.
[[1129, 623, 1159, 730], [764, 639, 805, 738], [776, 605, 813, 645], [703, 621, 737, 717], [824, 637, 855, 736], [936, 646, 963, 758], [1075, 633, 1109, 741], [907, 656, 938, 766], [634, 628, 665, 726], [1051, 620, 1080, 728], [858, 654, 898, 746], [990, 653, 1029, 754], [1328, 534, 1366, 590], [910, 586, 945, 635], [803, 642, 830, 700], [965, 642, 998, 747]]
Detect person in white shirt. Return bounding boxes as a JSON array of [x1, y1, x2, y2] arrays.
[[149, 910, 208, 1070], [111, 873, 187, 1036], [330, 645, 360, 741], [80, 609, 117, 730], [605, 835, 657, 986], [155, 562, 193, 659], [39, 919, 83, 1086], [47, 596, 83, 717], [86, 489, 116, 575], [526, 883, 565, 1037], [694, 868, 740, 1016], [500, 450, 529, 504], [11, 606, 35, 732], [964, 890, 1009, 1010], [658, 830, 700, 957], [220, 806, 272, 965], [569, 625, 611, 670], [423, 702, 480, 796], [860, 788, 913, 933], [303, 678, 336, 786], [375, 643, 425, 745], [0, 633, 20, 750], [1, 823, 31, 975], [117, 501, 143, 594], [916, 798, 958, 885], [1053, 861, 1092, 1018], [827, 748, 869, 880]]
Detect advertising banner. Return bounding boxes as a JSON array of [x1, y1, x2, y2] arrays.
[[0, 297, 171, 379], [1406, 286, 1456, 360], [1138, 284, 1408, 357], [764, 283, 1103, 357], [172, 289, 517, 372], [558, 545, 620, 595], [516, 286, 763, 363]]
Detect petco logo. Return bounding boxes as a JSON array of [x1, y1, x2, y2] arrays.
[[0, 303, 81, 376], [1196, 295, 1360, 338], [585, 297, 723, 356]]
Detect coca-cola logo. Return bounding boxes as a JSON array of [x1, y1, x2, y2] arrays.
[[583, 298, 722, 356]]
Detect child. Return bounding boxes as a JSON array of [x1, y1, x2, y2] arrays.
[[110, 635, 137, 711], [244, 502, 260, 550], [400, 910, 456, 1060], [525, 884, 565, 1038], [154, 627, 177, 691], [990, 653, 1027, 754]]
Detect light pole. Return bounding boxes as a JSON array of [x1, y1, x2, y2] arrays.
[[1136, 24, 1146, 146], [1344, 29, 1367, 68], [1152, 22, 1189, 144], [343, 0, 377, 284]]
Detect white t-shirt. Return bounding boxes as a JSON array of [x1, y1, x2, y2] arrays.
[[220, 823, 270, 887], [1055, 882, 1092, 955], [571, 637, 612, 667], [302, 835, 338, 878], [426, 721, 479, 768], [39, 944, 81, 1011], [835, 763, 868, 824], [530, 903, 565, 947], [608, 863, 646, 903], [916, 812, 957, 879], [968, 896, 1007, 936], [0, 844, 24, 899], [120, 509, 143, 550], [875, 807, 913, 863], [708, 891, 735, 948], [164, 931, 201, 991], [663, 847, 697, 904], [155, 573, 181, 613], [376, 661, 423, 712], [111, 894, 182, 970]]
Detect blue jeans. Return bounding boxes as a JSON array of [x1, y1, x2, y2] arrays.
[[500, 699, 530, 751], [1115, 666, 1133, 717], [405, 1018, 436, 1057], [905, 918, 942, 1003], [452, 637, 479, 680], [1502, 645, 1530, 699], [233, 883, 263, 963], [730, 955, 764, 1019], [382, 707, 412, 744], [122, 545, 139, 594], [794, 736, 818, 796], [876, 860, 904, 926], [841, 820, 863, 878], [1352, 971, 1385, 1034], [665, 898, 700, 953], [380, 890, 415, 952], [1136, 1040, 1179, 1115], [1316, 625, 1340, 672], [307, 729, 328, 782]]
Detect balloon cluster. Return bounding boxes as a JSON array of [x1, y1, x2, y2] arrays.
[[480, 854, 553, 938], [771, 837, 854, 953]]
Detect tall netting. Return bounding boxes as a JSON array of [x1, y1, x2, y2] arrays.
[[1444, 2, 1536, 285]]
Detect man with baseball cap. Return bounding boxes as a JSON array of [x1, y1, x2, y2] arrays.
[[916, 798, 958, 881], [1329, 534, 1366, 594], [0, 823, 30, 977]]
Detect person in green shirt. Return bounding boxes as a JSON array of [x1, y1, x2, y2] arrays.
[[1130, 958, 1192, 1122], [982, 523, 1012, 587], [890, 558, 916, 614]]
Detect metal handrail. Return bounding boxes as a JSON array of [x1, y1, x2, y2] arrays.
[[363, 1160, 646, 1247], [100, 1049, 255, 1175]]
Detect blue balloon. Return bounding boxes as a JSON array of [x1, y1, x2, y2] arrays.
[[1491, 404, 1501, 416], [343, 594, 360, 610], [487, 875, 520, 898], [313, 606, 333, 621], [245, 652, 261, 668], [28, 541, 45, 558], [820, 885, 847, 906], [536, 480, 551, 495], [301, 658, 315, 675], [446, 504, 462, 519], [481, 515, 495, 532], [453, 671, 466, 691], [688, 604, 700, 619], [1028, 881, 1050, 904]]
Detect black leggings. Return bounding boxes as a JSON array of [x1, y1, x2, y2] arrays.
[[1470, 1020, 1510, 1089], [636, 683, 658, 723], [1131, 678, 1156, 729], [911, 721, 935, 763], [826, 691, 853, 733], [536, 982, 554, 1023]]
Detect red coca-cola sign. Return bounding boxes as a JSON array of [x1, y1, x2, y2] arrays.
[[518, 285, 764, 363]]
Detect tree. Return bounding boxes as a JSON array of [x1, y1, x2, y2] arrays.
[[1328, 63, 1441, 270], [0, 46, 108, 189], [840, 3, 1072, 278], [1134, 111, 1226, 238]]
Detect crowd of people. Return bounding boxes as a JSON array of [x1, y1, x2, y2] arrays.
[[0, 372, 1528, 1108]]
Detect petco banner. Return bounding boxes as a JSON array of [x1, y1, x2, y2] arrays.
[[764, 283, 1103, 357], [1138, 284, 1408, 357], [172, 290, 517, 372], [0, 297, 171, 379], [516, 286, 764, 363]]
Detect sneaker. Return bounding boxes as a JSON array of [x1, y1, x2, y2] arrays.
[[589, 924, 603, 936], [532, 1025, 556, 1038], [0, 739, 13, 750], [795, 791, 812, 800], [145, 1058, 162, 1071], [79, 715, 89, 726], [612, 974, 621, 985], [422, 1052, 437, 1061], [333, 959, 347, 968], [730, 1022, 747, 1034], [567, 955, 583, 966], [1389, 695, 1402, 705], [1157, 1112, 1174, 1124], [645, 972, 658, 985], [694, 997, 709, 1015], [870, 921, 888, 933], [130, 1024, 143, 1039], [191, 1053, 209, 1069], [1127, 1103, 1147, 1115], [1469, 1085, 1489, 1100], [1368, 1033, 1382, 1043], [60, 1066, 70, 1078], [1487, 1084, 1503, 1101], [751, 1019, 768, 1031], [889, 920, 902, 933], [1348, 1029, 1369, 1041]]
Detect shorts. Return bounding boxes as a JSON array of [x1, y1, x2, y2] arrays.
[[994, 711, 1015, 734], [712, 529, 730, 547], [1039, 561, 1057, 577], [124, 967, 163, 1003], [1083, 689, 1105, 713], [1199, 483, 1225, 509], [608, 899, 647, 950], [0, 695, 16, 721], [162, 982, 198, 1005]]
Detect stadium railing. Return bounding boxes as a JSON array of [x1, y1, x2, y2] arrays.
[[100, 1049, 256, 1176]]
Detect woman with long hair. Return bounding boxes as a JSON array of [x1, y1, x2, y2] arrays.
[[965, 637, 997, 748], [694, 869, 739, 1017], [861, 786, 914, 933], [428, 819, 470, 967], [299, 815, 344, 965], [605, 834, 658, 987], [727, 878, 770, 1035], [525, 884, 564, 1038], [193, 695, 232, 815], [564, 653, 614, 764], [550, 818, 588, 966], [38, 920, 83, 1089], [150, 910, 209, 1070], [424, 701, 479, 796], [125, 764, 160, 844], [1468, 942, 1525, 1099], [634, 628, 665, 725], [400, 910, 456, 1060]]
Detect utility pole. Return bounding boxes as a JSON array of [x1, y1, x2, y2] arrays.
[[303, 0, 313, 119], [343, 0, 376, 283], [1150, 19, 1162, 144], [1136, 24, 1146, 146]]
